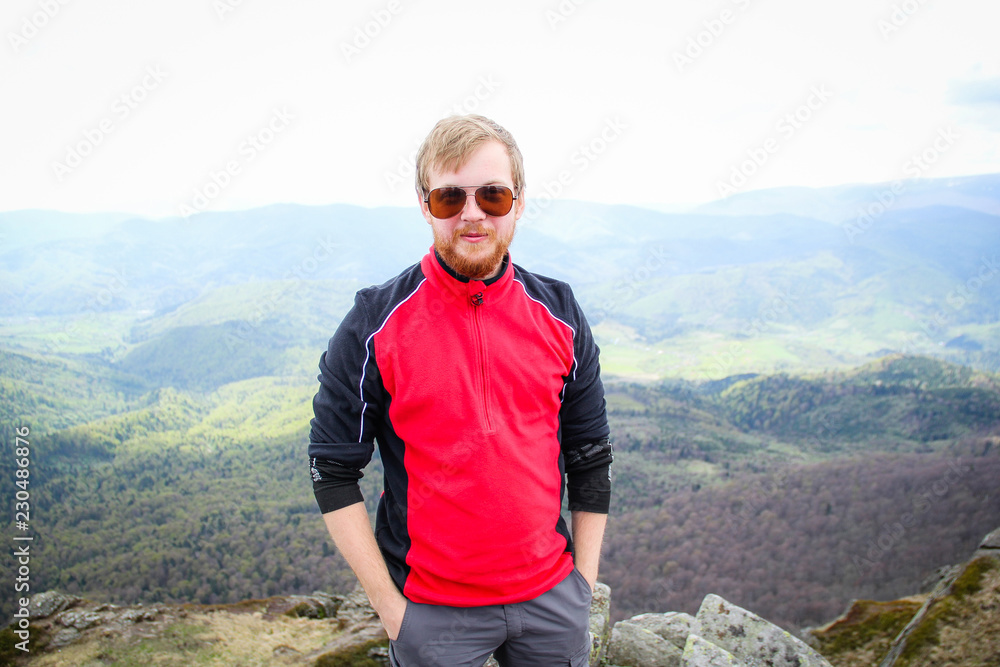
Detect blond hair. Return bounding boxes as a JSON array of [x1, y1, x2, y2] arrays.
[[415, 115, 525, 198]]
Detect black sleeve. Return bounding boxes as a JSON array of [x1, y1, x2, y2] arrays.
[[559, 296, 613, 514], [308, 291, 382, 514]]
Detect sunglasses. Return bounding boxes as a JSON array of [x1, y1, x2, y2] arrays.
[[424, 185, 518, 219]]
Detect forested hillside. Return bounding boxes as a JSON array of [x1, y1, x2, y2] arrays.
[[2, 351, 997, 632], [605, 447, 1000, 629]]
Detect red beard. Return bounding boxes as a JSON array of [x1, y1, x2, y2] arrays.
[[433, 223, 516, 280]]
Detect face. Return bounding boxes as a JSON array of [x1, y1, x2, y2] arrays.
[[419, 140, 525, 280]]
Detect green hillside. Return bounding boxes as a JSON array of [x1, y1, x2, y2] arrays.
[[3, 351, 997, 632]]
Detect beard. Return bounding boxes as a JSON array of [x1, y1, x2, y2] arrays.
[[433, 222, 516, 280]]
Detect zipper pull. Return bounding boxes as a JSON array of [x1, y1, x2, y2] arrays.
[[469, 280, 485, 306]]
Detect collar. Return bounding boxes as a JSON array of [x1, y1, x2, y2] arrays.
[[433, 249, 510, 286], [422, 247, 514, 307]]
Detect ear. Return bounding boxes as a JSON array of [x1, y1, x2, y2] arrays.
[[513, 187, 526, 222], [418, 191, 434, 226]]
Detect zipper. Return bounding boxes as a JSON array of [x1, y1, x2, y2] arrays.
[[469, 285, 495, 433]]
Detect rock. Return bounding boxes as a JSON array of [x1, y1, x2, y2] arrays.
[[694, 594, 832, 667], [627, 612, 695, 650], [920, 565, 961, 593], [28, 591, 80, 620], [682, 634, 740, 666], [976, 527, 1000, 557], [272, 644, 301, 658], [116, 607, 161, 624], [334, 585, 381, 627], [368, 645, 391, 664], [605, 620, 683, 667], [310, 590, 343, 618], [589, 581, 612, 665], [48, 627, 82, 649], [280, 594, 331, 619], [58, 609, 107, 630]]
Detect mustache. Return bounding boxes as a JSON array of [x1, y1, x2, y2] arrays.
[[453, 225, 495, 240]]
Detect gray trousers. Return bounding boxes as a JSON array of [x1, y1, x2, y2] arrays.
[[389, 568, 593, 667]]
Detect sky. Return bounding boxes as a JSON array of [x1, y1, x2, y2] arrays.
[[1, 0, 998, 218]]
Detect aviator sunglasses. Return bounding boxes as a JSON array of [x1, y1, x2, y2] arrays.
[[424, 185, 518, 219]]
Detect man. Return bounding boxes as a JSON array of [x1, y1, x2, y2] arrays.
[[309, 114, 612, 666]]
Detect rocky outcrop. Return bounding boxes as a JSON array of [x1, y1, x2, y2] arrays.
[[605, 620, 683, 666], [589, 582, 614, 666], [10, 526, 999, 666], [875, 526, 1000, 667], [6, 585, 821, 667], [604, 594, 832, 667], [1, 589, 390, 666], [810, 524, 1000, 667]]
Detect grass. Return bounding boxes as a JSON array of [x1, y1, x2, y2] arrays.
[[95, 622, 215, 666], [950, 556, 997, 600], [0, 312, 138, 357], [313, 639, 389, 667], [895, 557, 999, 667], [896, 598, 955, 667], [810, 598, 922, 660]]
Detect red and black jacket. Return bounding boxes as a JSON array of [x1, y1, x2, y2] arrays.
[[309, 249, 612, 607]]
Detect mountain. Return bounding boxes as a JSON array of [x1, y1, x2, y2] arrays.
[[2, 173, 999, 382], [2, 174, 1000, 641], [2, 349, 998, 633], [692, 173, 1000, 222]]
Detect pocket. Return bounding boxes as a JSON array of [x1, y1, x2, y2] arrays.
[[570, 567, 594, 601], [393, 601, 414, 644]]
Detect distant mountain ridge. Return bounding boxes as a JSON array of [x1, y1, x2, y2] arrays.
[[693, 172, 1000, 222], [2, 173, 999, 382]]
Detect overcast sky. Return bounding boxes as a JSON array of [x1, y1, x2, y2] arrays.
[[2, 0, 998, 218]]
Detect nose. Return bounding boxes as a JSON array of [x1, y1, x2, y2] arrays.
[[460, 192, 487, 221]]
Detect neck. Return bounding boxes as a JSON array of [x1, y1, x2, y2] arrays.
[[434, 250, 509, 285]]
